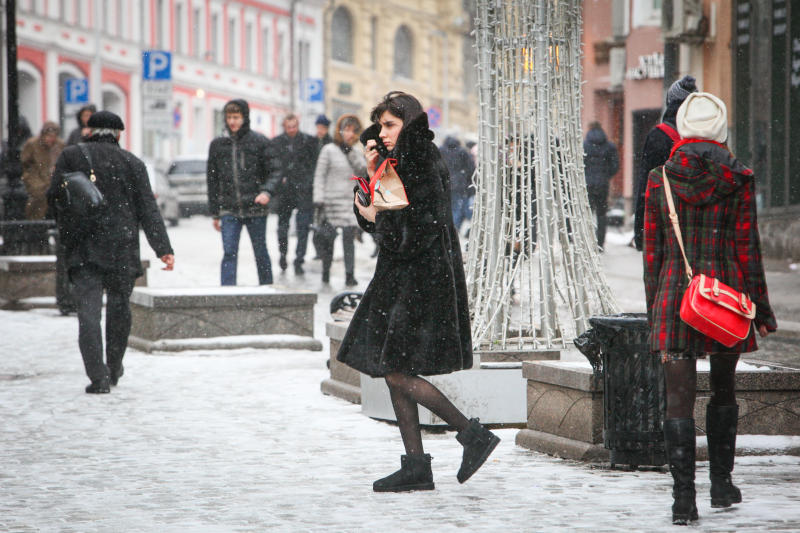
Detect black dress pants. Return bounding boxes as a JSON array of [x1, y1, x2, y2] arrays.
[[276, 198, 313, 266], [71, 265, 136, 382], [586, 183, 609, 248]]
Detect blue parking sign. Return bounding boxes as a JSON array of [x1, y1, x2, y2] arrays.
[[304, 79, 324, 102], [64, 79, 89, 104], [142, 51, 172, 80]]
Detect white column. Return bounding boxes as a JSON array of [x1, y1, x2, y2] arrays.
[[45, 49, 60, 124], [130, 71, 142, 156]]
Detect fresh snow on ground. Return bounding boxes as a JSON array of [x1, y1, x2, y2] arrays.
[[2, 215, 799, 532]]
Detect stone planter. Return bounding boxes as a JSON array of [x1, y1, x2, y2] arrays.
[[516, 359, 800, 462], [128, 286, 319, 352], [320, 321, 361, 404]]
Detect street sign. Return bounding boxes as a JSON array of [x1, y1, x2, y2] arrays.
[[142, 51, 172, 80], [304, 79, 324, 102], [64, 78, 89, 104], [426, 106, 442, 128]]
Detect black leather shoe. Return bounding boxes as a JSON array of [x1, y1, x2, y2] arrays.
[[110, 365, 124, 386], [345, 274, 358, 287], [279, 255, 288, 272], [85, 378, 110, 394], [294, 262, 305, 275]]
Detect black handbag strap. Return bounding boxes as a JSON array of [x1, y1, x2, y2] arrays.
[[76, 143, 97, 182]]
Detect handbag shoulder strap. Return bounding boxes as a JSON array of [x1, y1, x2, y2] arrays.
[[661, 167, 693, 282], [76, 143, 97, 182]]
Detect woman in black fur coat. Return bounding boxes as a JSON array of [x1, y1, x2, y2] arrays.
[[337, 92, 500, 492]]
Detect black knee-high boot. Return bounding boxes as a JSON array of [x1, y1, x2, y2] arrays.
[[706, 404, 742, 507], [664, 418, 699, 525], [373, 454, 435, 492]]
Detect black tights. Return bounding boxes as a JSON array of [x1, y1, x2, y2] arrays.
[[385, 372, 470, 455], [664, 355, 739, 419]]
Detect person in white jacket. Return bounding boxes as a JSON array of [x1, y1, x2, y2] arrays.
[[312, 114, 367, 285]]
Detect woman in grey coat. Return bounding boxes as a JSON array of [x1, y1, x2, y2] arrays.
[[312, 114, 367, 285]]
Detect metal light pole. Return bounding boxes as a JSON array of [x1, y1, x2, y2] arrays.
[[3, 0, 28, 221]]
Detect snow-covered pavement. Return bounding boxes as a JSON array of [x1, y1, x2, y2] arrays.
[[2, 216, 800, 532]]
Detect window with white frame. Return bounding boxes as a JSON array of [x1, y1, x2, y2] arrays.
[[393, 26, 413, 79], [117, 0, 124, 38], [211, 12, 220, 62], [632, 0, 662, 28], [176, 3, 185, 54], [193, 8, 202, 57], [103, 0, 113, 35], [278, 31, 288, 80], [156, 0, 165, 47], [331, 6, 354, 63], [262, 27, 271, 75], [246, 22, 255, 72], [228, 17, 237, 67]]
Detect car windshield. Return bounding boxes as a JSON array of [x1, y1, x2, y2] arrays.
[[168, 160, 206, 174]]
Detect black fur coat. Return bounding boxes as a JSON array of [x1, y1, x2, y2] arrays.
[[336, 113, 473, 377]]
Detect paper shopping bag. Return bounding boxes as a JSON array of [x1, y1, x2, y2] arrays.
[[369, 158, 409, 211]]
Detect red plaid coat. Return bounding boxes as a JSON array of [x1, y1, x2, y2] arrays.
[[643, 140, 777, 353]]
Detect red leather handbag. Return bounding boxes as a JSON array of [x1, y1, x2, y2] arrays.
[[662, 169, 756, 347]]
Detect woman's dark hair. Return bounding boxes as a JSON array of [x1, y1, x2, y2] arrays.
[[369, 91, 424, 124], [333, 114, 362, 146]]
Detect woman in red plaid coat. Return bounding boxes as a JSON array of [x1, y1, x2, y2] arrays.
[[643, 92, 777, 525]]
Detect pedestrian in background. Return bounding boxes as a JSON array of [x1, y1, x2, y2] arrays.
[[21, 121, 64, 219], [270, 114, 318, 275], [439, 135, 475, 232], [206, 99, 276, 286], [643, 93, 776, 525], [47, 111, 175, 394], [633, 75, 698, 250], [312, 114, 366, 286], [311, 114, 333, 261], [583, 121, 619, 251], [339, 91, 500, 492], [65, 104, 96, 146]]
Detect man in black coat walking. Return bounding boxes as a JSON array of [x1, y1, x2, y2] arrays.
[[632, 75, 698, 250], [48, 111, 175, 394], [439, 136, 475, 232], [207, 99, 277, 285], [583, 121, 619, 250], [270, 114, 319, 275]]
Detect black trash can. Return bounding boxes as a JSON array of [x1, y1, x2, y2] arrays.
[[575, 313, 666, 468]]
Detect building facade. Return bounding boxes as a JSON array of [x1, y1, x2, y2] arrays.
[[322, 0, 478, 139], [582, 0, 798, 258], [6, 0, 324, 163]]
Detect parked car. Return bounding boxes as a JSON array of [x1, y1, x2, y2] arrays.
[[144, 162, 180, 227], [165, 155, 208, 217]]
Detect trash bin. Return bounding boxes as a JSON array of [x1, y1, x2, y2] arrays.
[[574, 313, 666, 468]]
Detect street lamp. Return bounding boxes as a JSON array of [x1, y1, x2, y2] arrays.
[[2, 0, 28, 221]]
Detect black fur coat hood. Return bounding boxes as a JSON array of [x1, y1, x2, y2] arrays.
[[337, 112, 473, 377]]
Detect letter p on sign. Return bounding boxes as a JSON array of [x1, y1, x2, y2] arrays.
[[142, 51, 172, 80]]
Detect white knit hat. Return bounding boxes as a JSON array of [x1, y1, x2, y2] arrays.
[[676, 92, 728, 143]]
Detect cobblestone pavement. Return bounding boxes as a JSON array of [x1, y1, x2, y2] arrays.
[[2, 217, 799, 532]]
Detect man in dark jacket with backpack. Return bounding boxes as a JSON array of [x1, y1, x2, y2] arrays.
[[583, 122, 619, 251], [48, 111, 175, 394], [207, 99, 277, 285], [633, 75, 698, 250]]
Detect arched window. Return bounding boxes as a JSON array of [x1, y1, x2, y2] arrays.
[[393, 25, 413, 79], [331, 7, 353, 63]]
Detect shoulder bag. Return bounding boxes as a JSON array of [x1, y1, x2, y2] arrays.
[[56, 143, 106, 219], [661, 167, 756, 347]]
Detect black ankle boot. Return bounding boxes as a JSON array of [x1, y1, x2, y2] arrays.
[[322, 270, 330, 284], [345, 273, 357, 286], [109, 365, 124, 386], [373, 454, 434, 492], [707, 404, 742, 508], [664, 418, 698, 525], [85, 377, 110, 394], [455, 418, 500, 483]]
